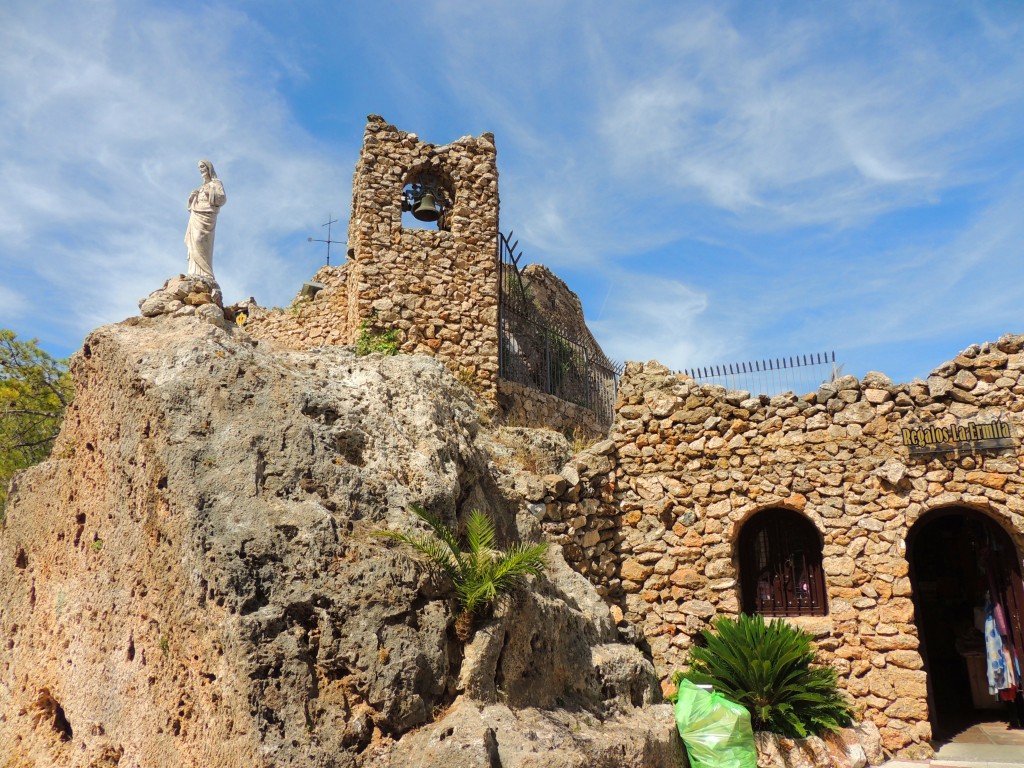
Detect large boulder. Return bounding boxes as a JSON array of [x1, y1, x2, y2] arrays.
[[0, 313, 680, 767]]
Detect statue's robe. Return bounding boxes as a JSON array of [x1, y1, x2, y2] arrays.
[[185, 179, 226, 279]]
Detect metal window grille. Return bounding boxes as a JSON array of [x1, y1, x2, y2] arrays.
[[740, 508, 827, 617]]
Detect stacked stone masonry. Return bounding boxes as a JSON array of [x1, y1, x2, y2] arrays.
[[246, 115, 500, 403], [344, 116, 501, 401], [531, 333, 1024, 760], [245, 116, 616, 433], [497, 380, 604, 439], [244, 265, 353, 349]]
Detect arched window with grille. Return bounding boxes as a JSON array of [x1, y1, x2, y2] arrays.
[[738, 508, 828, 617]]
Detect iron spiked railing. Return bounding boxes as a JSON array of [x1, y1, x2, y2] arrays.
[[679, 351, 838, 397]]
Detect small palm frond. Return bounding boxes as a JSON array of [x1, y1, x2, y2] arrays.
[[457, 541, 547, 615], [456, 575, 496, 615], [407, 504, 462, 558], [465, 509, 497, 557], [375, 506, 548, 625], [491, 542, 547, 583], [373, 530, 460, 581]]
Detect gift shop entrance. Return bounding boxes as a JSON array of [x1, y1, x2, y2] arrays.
[[907, 508, 1024, 738]]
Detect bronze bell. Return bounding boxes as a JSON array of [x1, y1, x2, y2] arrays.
[[412, 192, 440, 222]]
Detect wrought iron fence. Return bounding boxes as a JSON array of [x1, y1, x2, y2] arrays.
[[497, 231, 622, 423], [679, 351, 839, 397]]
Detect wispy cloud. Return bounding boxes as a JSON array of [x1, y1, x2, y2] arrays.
[[0, 1, 352, 351], [418, 2, 1024, 381], [588, 271, 728, 368], [2, 0, 1022, 387], [595, 4, 1023, 227]]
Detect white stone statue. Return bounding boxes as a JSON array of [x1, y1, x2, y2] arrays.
[[184, 159, 226, 279]]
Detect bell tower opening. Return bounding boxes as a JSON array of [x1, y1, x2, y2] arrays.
[[401, 171, 453, 232], [344, 115, 500, 399]]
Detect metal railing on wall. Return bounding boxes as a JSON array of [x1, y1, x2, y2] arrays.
[[497, 231, 622, 424], [679, 351, 839, 397]]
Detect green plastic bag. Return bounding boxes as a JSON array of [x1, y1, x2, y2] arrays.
[[674, 679, 758, 768]]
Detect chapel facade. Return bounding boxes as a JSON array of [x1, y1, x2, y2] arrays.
[[540, 344, 1024, 757]]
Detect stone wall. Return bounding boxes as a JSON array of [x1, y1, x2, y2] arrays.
[[536, 334, 1024, 759], [244, 264, 352, 350], [496, 379, 605, 439]]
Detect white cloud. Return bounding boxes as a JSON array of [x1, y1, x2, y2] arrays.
[[593, 4, 1024, 227], [2, 0, 1022, 385], [0, 1, 352, 347], [420, 2, 1024, 382], [588, 272, 728, 369], [0, 286, 29, 324]]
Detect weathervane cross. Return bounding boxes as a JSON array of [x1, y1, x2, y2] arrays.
[[307, 214, 343, 266]]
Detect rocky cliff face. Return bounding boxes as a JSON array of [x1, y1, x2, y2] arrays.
[[0, 314, 680, 767]]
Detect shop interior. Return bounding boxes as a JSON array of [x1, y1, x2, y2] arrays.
[[908, 508, 1024, 739]]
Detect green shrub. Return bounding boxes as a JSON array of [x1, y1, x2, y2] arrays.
[[355, 319, 400, 356], [672, 613, 854, 738], [375, 505, 547, 640], [1, 330, 74, 517]]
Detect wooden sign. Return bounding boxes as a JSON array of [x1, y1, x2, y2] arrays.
[[901, 418, 1015, 456]]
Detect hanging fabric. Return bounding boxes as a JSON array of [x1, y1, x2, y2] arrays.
[[986, 594, 1015, 694]]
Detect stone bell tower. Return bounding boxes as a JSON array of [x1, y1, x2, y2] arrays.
[[345, 115, 501, 400]]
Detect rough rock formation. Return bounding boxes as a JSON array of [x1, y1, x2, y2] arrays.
[[0, 313, 680, 767], [518, 264, 606, 363], [139, 274, 226, 323]]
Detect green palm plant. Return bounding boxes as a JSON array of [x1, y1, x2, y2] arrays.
[[672, 613, 854, 738], [376, 505, 548, 640]]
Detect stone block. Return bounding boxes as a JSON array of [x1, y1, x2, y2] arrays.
[[620, 559, 654, 582], [885, 651, 923, 670], [823, 555, 856, 577], [965, 471, 1007, 489], [704, 559, 734, 579], [926, 375, 952, 398], [862, 634, 918, 652]]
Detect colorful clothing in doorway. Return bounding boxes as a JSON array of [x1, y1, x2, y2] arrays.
[[986, 595, 1018, 695]]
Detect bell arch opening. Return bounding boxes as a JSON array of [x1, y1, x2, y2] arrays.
[[401, 167, 454, 232], [907, 507, 1024, 738]]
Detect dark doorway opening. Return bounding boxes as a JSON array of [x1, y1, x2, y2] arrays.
[[907, 508, 1024, 740]]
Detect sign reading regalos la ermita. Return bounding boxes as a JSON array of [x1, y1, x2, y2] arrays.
[[900, 418, 1015, 456]]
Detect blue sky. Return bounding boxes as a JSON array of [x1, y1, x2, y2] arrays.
[[2, 1, 1023, 387]]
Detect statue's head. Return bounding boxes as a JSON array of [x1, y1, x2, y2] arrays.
[[198, 159, 217, 181]]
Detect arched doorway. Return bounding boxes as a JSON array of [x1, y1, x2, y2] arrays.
[[907, 507, 1024, 738]]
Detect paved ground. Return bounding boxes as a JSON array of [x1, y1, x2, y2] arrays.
[[881, 722, 1024, 768]]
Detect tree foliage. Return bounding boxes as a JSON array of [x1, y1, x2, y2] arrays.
[[1, 330, 74, 515], [376, 505, 548, 639], [672, 613, 854, 738]]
